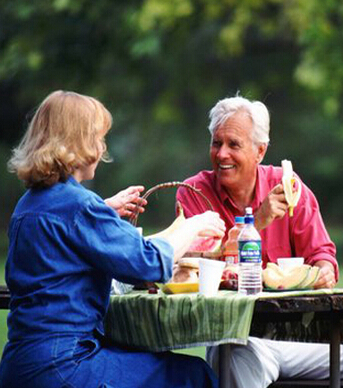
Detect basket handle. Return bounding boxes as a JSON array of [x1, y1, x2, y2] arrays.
[[128, 181, 214, 226]]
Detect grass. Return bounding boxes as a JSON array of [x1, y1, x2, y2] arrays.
[[0, 311, 7, 356]]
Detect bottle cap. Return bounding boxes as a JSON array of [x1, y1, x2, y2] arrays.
[[245, 215, 254, 224], [235, 216, 245, 224], [244, 207, 254, 223], [245, 207, 253, 215]]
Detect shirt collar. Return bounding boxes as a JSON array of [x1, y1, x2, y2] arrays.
[[214, 165, 265, 212], [67, 175, 85, 189]]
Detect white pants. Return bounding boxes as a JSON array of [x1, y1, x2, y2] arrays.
[[207, 337, 343, 388]]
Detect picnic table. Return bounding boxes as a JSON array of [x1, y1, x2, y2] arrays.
[[1, 285, 343, 387], [105, 289, 343, 388]]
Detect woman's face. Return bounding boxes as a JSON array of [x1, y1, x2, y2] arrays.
[[210, 111, 266, 190]]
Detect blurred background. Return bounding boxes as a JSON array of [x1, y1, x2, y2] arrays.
[[1, 0, 343, 352]]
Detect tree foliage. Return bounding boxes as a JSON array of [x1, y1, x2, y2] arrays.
[[1, 0, 343, 228]]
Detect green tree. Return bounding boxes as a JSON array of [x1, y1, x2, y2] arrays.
[[1, 0, 343, 228]]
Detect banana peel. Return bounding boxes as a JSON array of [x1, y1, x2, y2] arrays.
[[282, 159, 302, 217], [263, 262, 320, 290]]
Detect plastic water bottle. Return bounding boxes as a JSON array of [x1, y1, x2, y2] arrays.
[[238, 207, 262, 295], [223, 216, 245, 266]]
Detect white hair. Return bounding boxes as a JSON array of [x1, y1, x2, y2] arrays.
[[208, 96, 270, 145]]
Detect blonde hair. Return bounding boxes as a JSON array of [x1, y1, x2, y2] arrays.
[[8, 90, 113, 188]]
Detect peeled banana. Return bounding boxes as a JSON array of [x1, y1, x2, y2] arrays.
[[145, 202, 185, 239], [282, 159, 302, 217]]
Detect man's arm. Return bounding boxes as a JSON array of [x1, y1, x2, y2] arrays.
[[254, 179, 338, 288], [314, 260, 336, 289]]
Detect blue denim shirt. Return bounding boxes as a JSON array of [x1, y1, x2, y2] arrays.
[[0, 178, 218, 388], [5, 176, 173, 341]]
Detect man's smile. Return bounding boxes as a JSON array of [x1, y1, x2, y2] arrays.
[[219, 164, 235, 170]]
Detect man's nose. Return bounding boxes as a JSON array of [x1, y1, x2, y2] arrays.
[[217, 144, 230, 159]]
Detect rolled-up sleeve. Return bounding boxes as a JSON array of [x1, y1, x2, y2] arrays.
[[291, 183, 338, 280]]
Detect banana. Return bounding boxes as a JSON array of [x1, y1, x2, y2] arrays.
[[145, 202, 186, 239], [282, 159, 302, 217]]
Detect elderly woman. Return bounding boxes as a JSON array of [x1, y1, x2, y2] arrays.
[[0, 90, 226, 388], [176, 95, 342, 387]]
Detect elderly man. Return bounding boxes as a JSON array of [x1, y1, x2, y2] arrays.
[[176, 95, 342, 387]]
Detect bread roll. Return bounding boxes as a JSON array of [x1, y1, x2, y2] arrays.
[[171, 266, 198, 283]]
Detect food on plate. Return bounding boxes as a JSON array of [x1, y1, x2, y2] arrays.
[[171, 267, 198, 283], [163, 257, 200, 293], [263, 262, 319, 290], [148, 286, 159, 294], [220, 264, 238, 290], [160, 282, 199, 294], [297, 266, 320, 288], [187, 235, 222, 253], [171, 257, 199, 283], [281, 159, 302, 217]]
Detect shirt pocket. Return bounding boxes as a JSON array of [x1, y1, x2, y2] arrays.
[[72, 337, 100, 364]]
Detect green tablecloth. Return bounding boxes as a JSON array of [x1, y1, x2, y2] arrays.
[[104, 289, 343, 352]]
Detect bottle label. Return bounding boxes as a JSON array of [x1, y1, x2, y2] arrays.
[[238, 240, 261, 263]]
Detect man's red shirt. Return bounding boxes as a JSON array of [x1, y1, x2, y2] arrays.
[[176, 165, 338, 279]]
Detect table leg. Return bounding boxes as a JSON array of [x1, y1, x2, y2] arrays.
[[330, 313, 341, 388], [219, 344, 231, 388]]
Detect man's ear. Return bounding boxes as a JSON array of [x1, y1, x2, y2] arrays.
[[257, 143, 268, 164]]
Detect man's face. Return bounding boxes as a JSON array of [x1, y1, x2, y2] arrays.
[[210, 111, 266, 189]]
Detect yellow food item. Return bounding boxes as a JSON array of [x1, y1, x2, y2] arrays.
[[146, 202, 185, 239], [297, 266, 320, 289], [263, 263, 319, 290], [282, 159, 302, 217], [159, 282, 199, 294]]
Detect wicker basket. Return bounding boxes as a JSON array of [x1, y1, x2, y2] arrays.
[[129, 181, 223, 259], [128, 181, 213, 226]]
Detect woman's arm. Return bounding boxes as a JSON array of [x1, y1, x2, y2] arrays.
[[161, 211, 226, 262]]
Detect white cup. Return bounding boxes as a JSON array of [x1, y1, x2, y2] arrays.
[[199, 258, 225, 296], [277, 257, 304, 270]]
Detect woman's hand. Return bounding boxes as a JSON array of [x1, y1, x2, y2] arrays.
[[162, 211, 226, 262], [313, 261, 337, 289], [186, 211, 226, 238], [255, 184, 288, 231], [105, 186, 147, 218]]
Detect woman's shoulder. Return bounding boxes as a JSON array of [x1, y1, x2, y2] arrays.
[[60, 179, 106, 213], [15, 177, 105, 220]]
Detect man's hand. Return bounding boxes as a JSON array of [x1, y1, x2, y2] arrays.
[[105, 186, 147, 218], [254, 184, 288, 231], [313, 261, 336, 289]]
